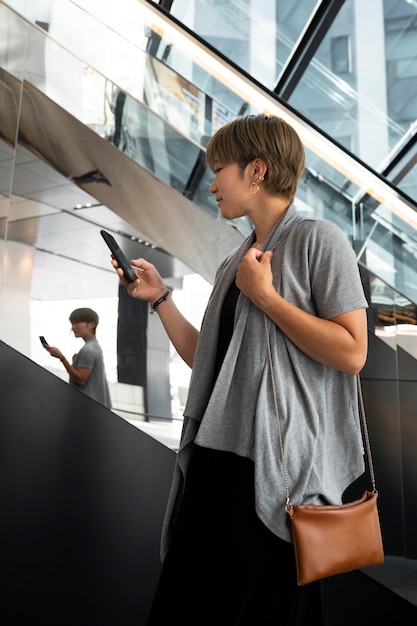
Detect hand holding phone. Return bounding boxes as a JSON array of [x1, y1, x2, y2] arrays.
[[100, 229, 136, 283], [39, 336, 49, 346]]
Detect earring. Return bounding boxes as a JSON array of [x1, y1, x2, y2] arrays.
[[250, 175, 264, 194]]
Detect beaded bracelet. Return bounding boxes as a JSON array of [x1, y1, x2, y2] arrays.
[[150, 289, 170, 315]]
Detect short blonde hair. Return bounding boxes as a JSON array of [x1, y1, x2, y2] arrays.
[[206, 114, 305, 203], [69, 308, 99, 333]]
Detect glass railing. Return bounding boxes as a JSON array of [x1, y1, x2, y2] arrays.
[[2, 0, 417, 306], [168, 0, 417, 203], [364, 265, 417, 357]]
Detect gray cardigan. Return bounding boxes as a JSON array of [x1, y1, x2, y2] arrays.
[[160, 205, 369, 560]]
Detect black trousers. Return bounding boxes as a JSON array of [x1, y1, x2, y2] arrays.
[[146, 444, 327, 625]]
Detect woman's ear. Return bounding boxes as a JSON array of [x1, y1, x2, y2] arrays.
[[252, 158, 267, 179]]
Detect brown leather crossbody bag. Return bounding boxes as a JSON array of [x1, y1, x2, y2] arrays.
[[264, 314, 384, 586]]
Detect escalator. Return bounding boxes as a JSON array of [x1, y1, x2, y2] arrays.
[[2, 1, 416, 363], [1, 0, 417, 618], [2, 0, 417, 296]]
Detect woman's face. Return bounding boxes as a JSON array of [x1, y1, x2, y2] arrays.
[[209, 161, 251, 220], [71, 320, 95, 340]]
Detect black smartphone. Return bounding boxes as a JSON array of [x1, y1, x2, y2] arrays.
[[39, 336, 49, 346], [100, 229, 136, 283]]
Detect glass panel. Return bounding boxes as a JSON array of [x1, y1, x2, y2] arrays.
[[170, 0, 318, 89], [368, 273, 417, 353], [356, 195, 417, 304], [0, 4, 25, 350], [287, 0, 417, 190], [0, 140, 15, 263], [11, 0, 416, 204], [2, 2, 256, 237], [4, 0, 416, 303]]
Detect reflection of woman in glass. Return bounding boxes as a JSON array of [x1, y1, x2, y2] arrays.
[[113, 114, 368, 625], [42, 307, 112, 409]]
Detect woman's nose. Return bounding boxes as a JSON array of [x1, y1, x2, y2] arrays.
[[209, 179, 217, 194]]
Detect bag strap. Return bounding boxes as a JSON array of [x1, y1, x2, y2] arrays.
[[263, 312, 377, 510]]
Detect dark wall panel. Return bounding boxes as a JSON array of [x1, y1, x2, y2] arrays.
[[116, 283, 171, 420], [117, 283, 148, 387], [0, 341, 175, 626], [358, 332, 417, 558], [399, 347, 417, 557]]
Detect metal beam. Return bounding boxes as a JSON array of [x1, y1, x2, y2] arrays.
[[274, 0, 346, 101], [382, 133, 417, 187]]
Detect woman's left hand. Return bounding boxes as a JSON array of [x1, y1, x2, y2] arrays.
[[236, 247, 275, 307]]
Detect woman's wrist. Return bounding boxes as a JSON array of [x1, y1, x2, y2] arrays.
[[150, 288, 170, 315]]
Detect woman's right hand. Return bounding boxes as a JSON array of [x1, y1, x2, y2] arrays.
[[111, 257, 168, 305], [112, 256, 200, 369], [43, 345, 64, 360]]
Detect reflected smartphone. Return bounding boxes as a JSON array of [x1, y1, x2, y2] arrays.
[[39, 335, 49, 346], [100, 229, 136, 283]]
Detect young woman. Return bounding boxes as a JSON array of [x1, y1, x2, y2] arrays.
[[112, 114, 368, 625]]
